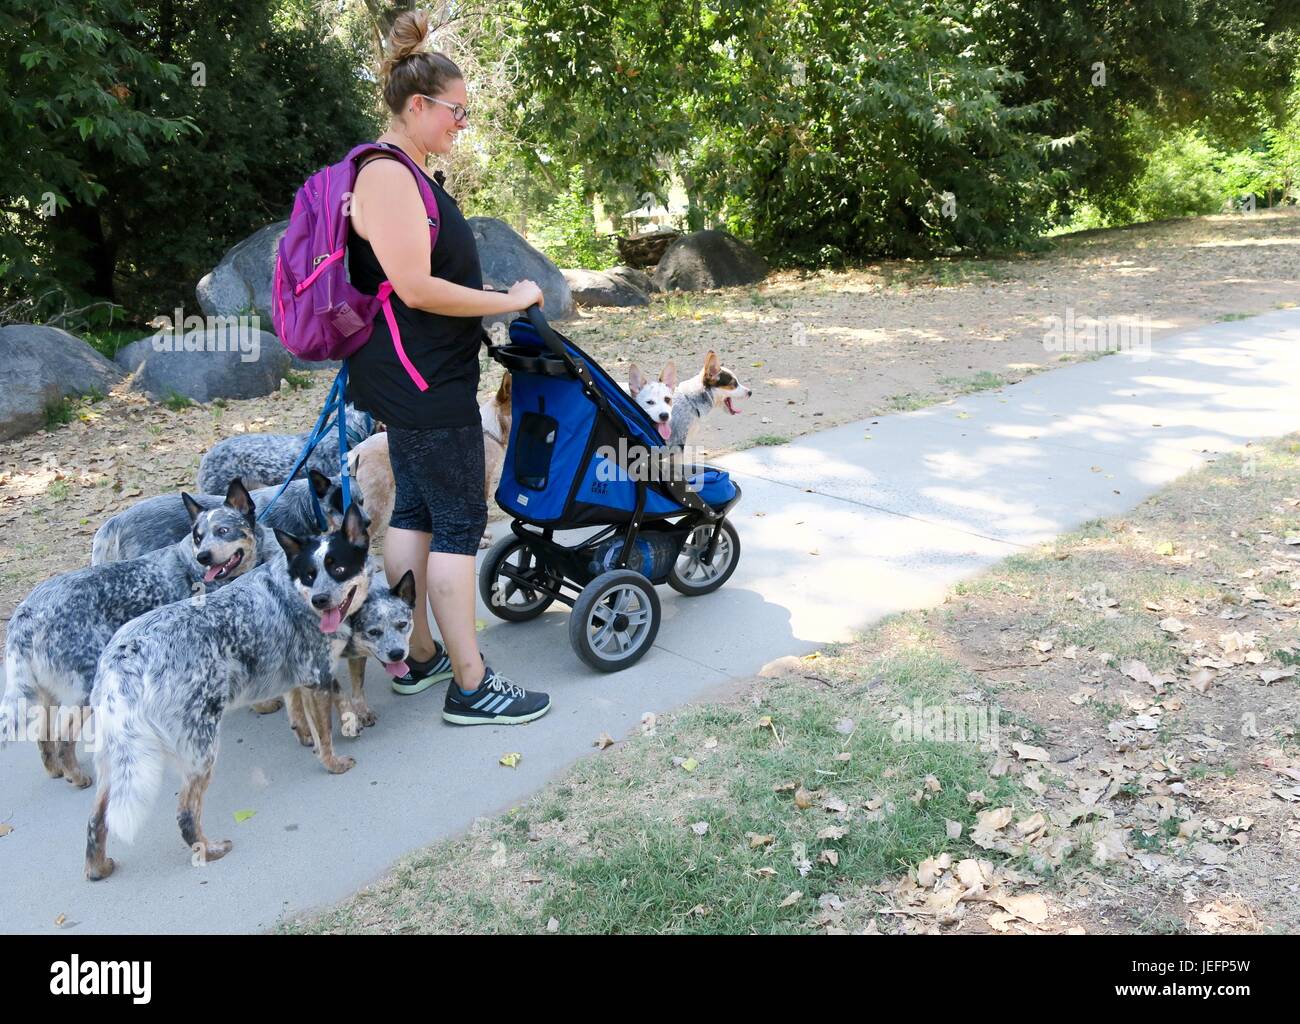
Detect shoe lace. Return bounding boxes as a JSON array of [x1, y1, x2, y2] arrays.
[[486, 672, 525, 701]]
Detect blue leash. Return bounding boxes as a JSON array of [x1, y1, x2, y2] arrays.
[[257, 362, 356, 530]]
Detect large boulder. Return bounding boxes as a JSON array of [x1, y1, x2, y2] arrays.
[[562, 268, 649, 308], [652, 229, 768, 292], [128, 327, 291, 403], [606, 264, 657, 295], [0, 325, 123, 441], [196, 221, 287, 324], [469, 217, 575, 332]]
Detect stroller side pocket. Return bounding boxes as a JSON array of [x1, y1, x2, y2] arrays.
[[514, 410, 560, 490]]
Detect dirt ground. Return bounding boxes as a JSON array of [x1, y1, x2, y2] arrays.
[[3, 208, 1298, 652]]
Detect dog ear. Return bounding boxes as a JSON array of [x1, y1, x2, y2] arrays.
[[661, 360, 677, 392], [392, 569, 417, 608], [224, 477, 256, 523], [628, 364, 644, 394], [702, 350, 720, 383], [181, 492, 203, 524], [342, 501, 370, 548], [274, 529, 304, 561], [307, 469, 331, 499]]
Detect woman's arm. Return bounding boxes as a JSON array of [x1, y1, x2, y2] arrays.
[[352, 158, 541, 316]]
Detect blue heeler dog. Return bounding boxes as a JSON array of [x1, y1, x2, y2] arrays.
[[283, 565, 417, 745], [0, 479, 269, 788], [91, 468, 365, 565], [196, 404, 377, 492], [84, 503, 375, 880]]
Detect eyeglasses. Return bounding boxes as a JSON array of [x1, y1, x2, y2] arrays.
[[411, 94, 470, 123]]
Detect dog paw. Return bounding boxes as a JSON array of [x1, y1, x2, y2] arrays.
[[66, 770, 93, 790], [85, 857, 115, 882], [325, 755, 356, 775], [358, 707, 377, 728], [251, 698, 284, 715]]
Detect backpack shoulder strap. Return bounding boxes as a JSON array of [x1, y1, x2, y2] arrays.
[[347, 143, 440, 234]]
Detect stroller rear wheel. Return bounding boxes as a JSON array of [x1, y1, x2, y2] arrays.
[[570, 569, 661, 672], [480, 535, 558, 622], [668, 520, 740, 596]]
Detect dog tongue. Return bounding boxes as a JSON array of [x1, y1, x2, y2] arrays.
[[203, 565, 221, 583], [658, 421, 671, 440], [319, 606, 343, 633], [383, 660, 410, 677]]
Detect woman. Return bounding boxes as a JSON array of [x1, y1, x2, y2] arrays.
[[346, 10, 550, 725]]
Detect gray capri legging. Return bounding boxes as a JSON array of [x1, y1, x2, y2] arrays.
[[385, 424, 487, 555]]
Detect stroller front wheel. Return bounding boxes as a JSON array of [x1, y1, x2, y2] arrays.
[[480, 535, 558, 622], [570, 570, 661, 672], [668, 519, 740, 596]]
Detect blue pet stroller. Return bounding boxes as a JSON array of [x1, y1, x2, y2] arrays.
[[480, 306, 743, 671]]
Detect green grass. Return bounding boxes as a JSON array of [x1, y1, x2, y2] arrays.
[[283, 370, 313, 391], [1215, 312, 1251, 322], [738, 433, 790, 449], [287, 623, 1021, 935], [886, 392, 933, 412], [939, 371, 1012, 395], [42, 387, 105, 430], [161, 391, 193, 411]]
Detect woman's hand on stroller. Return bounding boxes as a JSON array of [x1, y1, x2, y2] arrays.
[[507, 279, 544, 311]]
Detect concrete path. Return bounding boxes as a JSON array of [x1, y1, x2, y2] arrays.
[[4, 309, 1300, 933]]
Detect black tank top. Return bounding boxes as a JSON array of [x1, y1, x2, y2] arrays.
[[345, 152, 484, 429]]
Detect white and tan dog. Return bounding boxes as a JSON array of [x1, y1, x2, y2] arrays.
[[667, 351, 752, 447]]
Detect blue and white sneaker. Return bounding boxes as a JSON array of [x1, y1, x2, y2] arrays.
[[390, 640, 455, 695], [442, 666, 551, 726]]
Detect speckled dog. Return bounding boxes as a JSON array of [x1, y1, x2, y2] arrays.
[[83, 503, 373, 880], [91, 469, 364, 565], [0, 479, 269, 788], [283, 565, 417, 745], [196, 404, 378, 493]]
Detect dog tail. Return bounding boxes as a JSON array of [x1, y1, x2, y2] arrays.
[[89, 519, 120, 566], [0, 656, 26, 750], [0, 613, 38, 750], [94, 659, 166, 845]]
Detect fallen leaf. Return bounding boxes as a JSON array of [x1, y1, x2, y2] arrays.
[[690, 821, 710, 836], [681, 757, 698, 772], [818, 850, 839, 867], [794, 787, 814, 810], [0, 823, 12, 838], [993, 893, 1049, 925], [779, 891, 803, 908], [945, 819, 963, 839], [1159, 618, 1188, 634], [546, 917, 559, 933], [817, 826, 846, 841], [593, 732, 615, 750], [233, 809, 256, 823], [748, 832, 775, 848], [499, 752, 522, 768], [753, 867, 777, 879], [474, 618, 487, 632], [773, 781, 797, 793], [1013, 742, 1052, 763]]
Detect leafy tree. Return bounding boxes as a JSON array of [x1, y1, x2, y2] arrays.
[[0, 0, 191, 319]]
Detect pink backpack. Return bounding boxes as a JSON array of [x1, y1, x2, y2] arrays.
[[271, 142, 439, 390]]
